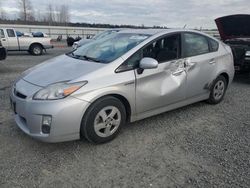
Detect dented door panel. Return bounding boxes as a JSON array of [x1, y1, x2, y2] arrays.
[[135, 59, 186, 114]]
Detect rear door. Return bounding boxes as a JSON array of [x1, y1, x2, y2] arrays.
[[134, 33, 187, 114], [182, 32, 217, 98], [0, 29, 8, 49], [6, 29, 19, 50]]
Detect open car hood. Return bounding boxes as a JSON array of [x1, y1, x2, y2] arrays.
[[215, 14, 250, 41]]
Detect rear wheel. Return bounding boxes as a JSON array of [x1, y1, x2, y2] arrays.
[[30, 44, 43, 56], [81, 96, 126, 144], [207, 75, 227, 104]]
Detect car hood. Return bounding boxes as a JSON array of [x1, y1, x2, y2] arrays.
[[215, 14, 250, 41], [22, 54, 105, 87]]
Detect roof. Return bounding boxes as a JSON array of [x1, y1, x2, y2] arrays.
[[118, 28, 213, 37], [118, 29, 170, 35]]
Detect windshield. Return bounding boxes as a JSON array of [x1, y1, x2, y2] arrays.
[[70, 33, 150, 63], [93, 30, 117, 40]]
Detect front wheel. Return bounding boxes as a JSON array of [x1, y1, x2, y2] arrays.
[[81, 96, 126, 144], [207, 75, 227, 104]]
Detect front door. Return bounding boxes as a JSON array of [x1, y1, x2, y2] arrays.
[[6, 29, 19, 50], [135, 33, 187, 114]]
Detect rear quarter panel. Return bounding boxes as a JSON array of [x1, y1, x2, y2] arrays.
[[214, 43, 235, 85]]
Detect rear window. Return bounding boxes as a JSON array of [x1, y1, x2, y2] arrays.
[[209, 39, 219, 52], [182, 33, 210, 57]]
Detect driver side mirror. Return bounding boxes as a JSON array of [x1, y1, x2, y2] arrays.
[[139, 57, 158, 69], [137, 57, 158, 74]]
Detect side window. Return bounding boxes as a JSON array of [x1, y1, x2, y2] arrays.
[[182, 33, 209, 57], [0, 29, 5, 38], [143, 34, 180, 63], [116, 51, 141, 73], [7, 29, 15, 37], [209, 38, 219, 52], [116, 34, 181, 73]]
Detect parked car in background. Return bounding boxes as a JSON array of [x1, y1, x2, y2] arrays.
[[0, 28, 53, 56], [10, 29, 234, 143], [72, 29, 122, 49], [0, 41, 7, 60], [216, 14, 250, 72]]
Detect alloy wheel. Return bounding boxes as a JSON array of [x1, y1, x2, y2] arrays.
[[33, 47, 41, 55], [94, 106, 121, 138], [213, 80, 225, 100]]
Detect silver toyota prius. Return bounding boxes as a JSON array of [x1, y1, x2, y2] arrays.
[[10, 29, 234, 143]]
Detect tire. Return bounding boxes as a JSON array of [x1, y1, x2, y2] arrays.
[[81, 96, 126, 144], [30, 44, 43, 56], [207, 75, 228, 104]]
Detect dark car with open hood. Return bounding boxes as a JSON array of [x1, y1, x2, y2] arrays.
[[215, 14, 250, 72], [0, 40, 7, 61]]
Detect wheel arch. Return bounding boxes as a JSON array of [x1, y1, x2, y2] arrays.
[[219, 72, 229, 85], [82, 93, 132, 122], [108, 94, 131, 123], [79, 93, 132, 140], [29, 42, 44, 50], [208, 72, 230, 91]]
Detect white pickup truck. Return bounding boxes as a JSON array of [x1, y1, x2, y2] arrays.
[[0, 28, 53, 55]]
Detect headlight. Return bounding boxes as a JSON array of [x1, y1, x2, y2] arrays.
[[33, 81, 87, 100], [245, 51, 250, 56]]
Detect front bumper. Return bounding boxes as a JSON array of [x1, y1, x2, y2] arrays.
[[10, 80, 90, 143]]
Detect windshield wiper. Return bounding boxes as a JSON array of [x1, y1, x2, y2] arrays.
[[67, 52, 103, 63], [82, 55, 101, 63], [66, 52, 81, 59]]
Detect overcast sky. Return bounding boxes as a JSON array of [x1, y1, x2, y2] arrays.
[[1, 0, 249, 29]]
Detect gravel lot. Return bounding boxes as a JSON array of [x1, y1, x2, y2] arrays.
[[0, 48, 250, 188]]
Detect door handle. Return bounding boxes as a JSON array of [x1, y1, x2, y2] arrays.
[[209, 59, 216, 64], [2, 38, 6, 41]]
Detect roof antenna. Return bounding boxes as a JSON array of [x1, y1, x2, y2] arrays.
[[183, 24, 187, 29]]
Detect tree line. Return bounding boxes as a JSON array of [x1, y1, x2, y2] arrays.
[[0, 0, 70, 25]]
